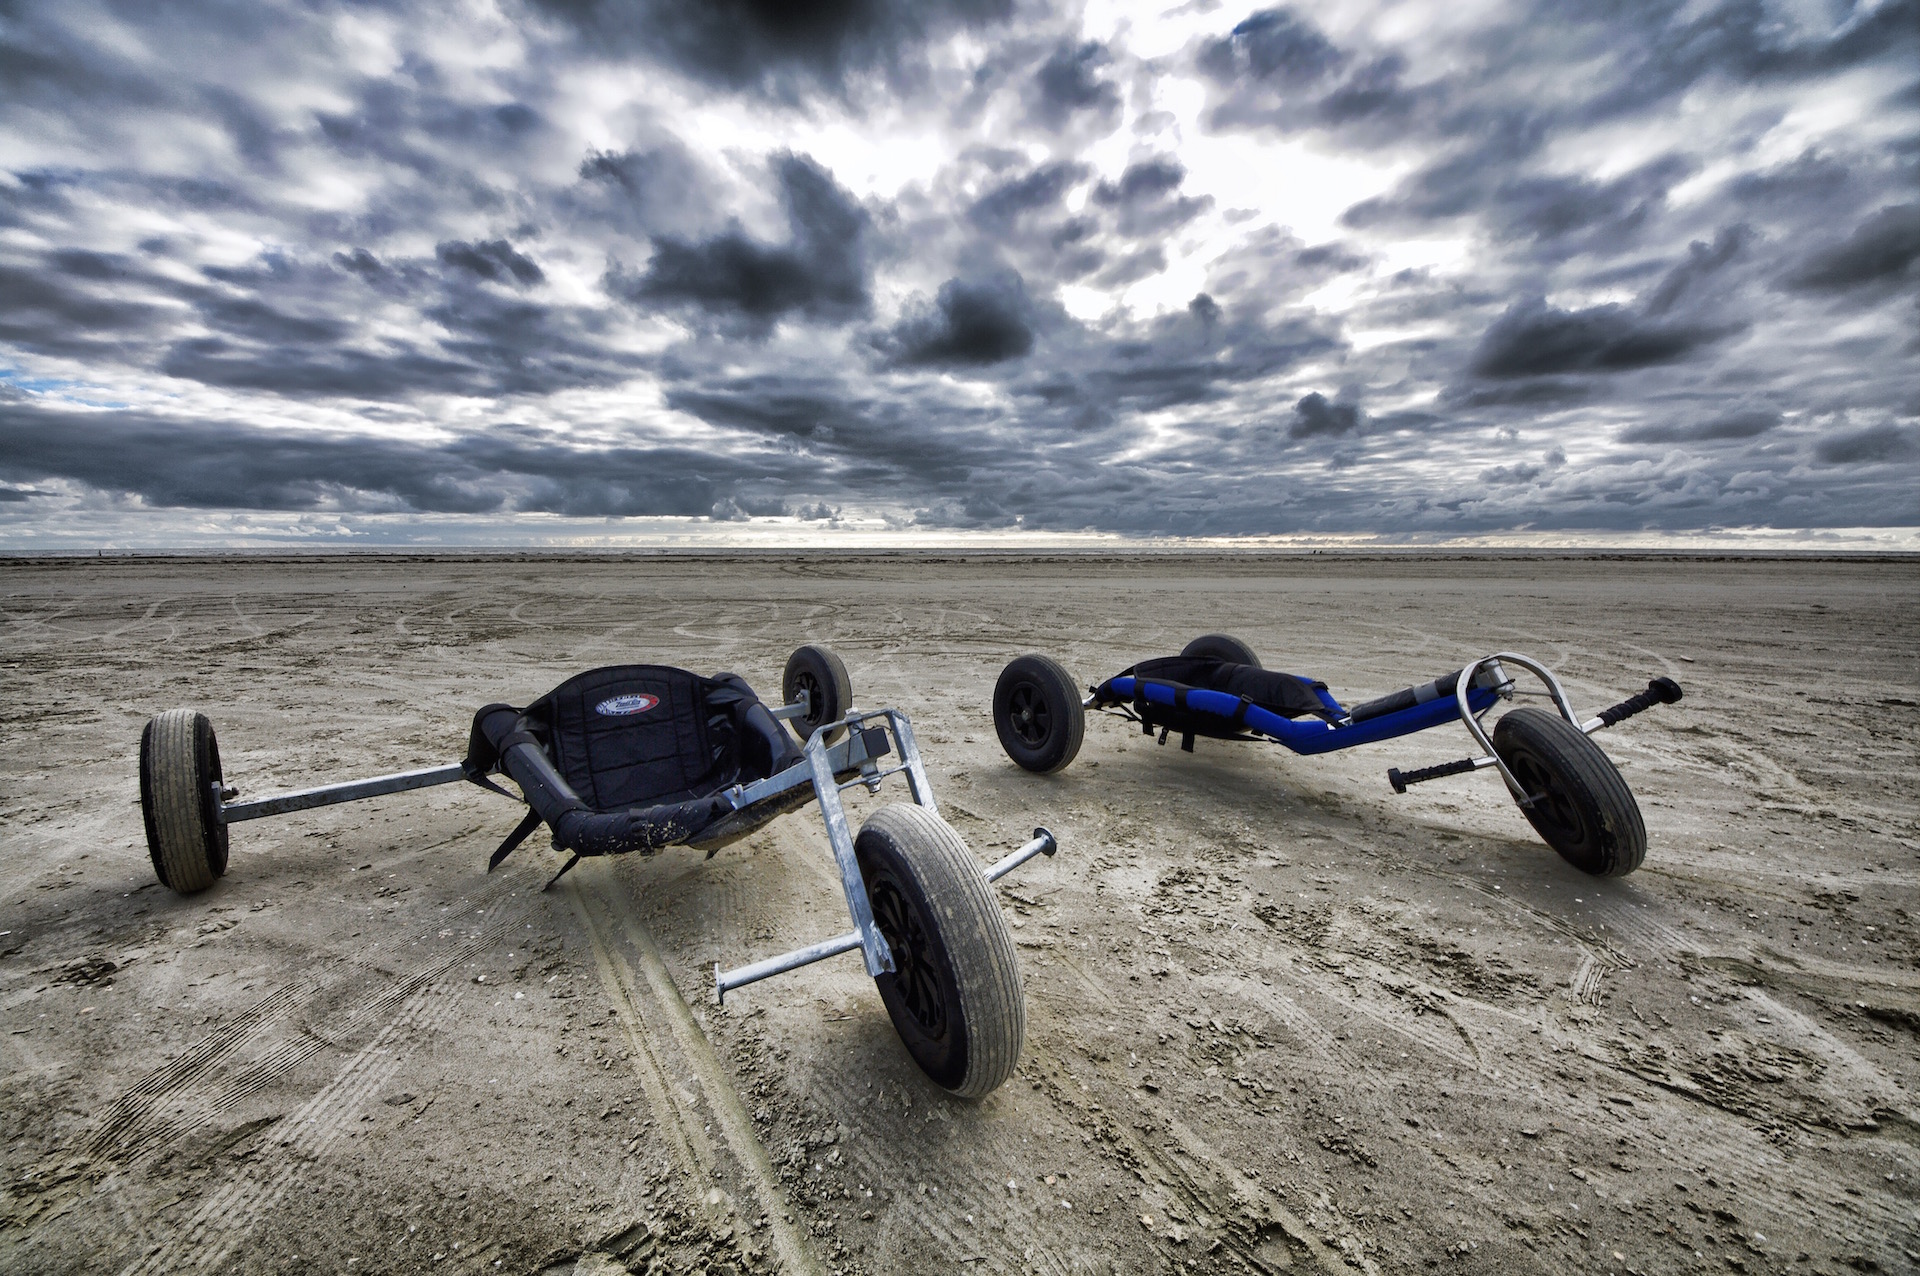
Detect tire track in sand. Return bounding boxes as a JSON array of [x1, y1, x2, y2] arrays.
[[103, 916, 521, 1168], [86, 878, 524, 1167], [106, 890, 531, 1273], [84, 981, 319, 1161], [1016, 1030, 1369, 1276], [115, 973, 467, 1276], [567, 871, 826, 1276]]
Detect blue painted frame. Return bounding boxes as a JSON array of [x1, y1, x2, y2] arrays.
[[1104, 675, 1503, 757]]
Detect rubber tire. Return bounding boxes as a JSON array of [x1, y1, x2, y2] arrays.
[[993, 654, 1084, 774], [855, 804, 1024, 1098], [1181, 633, 1260, 667], [782, 644, 852, 744], [139, 709, 229, 894], [1493, 707, 1646, 877]]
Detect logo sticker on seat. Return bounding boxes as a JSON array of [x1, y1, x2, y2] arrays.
[[595, 693, 660, 717]]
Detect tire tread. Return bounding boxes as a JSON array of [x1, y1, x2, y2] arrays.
[[141, 708, 219, 893], [992, 653, 1084, 774], [783, 644, 853, 744], [1494, 707, 1646, 877], [860, 804, 1024, 1098]]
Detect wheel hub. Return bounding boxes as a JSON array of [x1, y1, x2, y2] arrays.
[[1008, 683, 1050, 746], [870, 877, 946, 1036], [1511, 752, 1587, 846], [794, 672, 821, 726]]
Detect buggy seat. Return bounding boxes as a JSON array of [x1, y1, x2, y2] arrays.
[[464, 665, 804, 867], [1089, 655, 1340, 748]]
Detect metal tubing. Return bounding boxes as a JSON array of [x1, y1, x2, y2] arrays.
[[217, 763, 467, 824], [1452, 652, 1579, 802], [767, 689, 811, 723], [715, 930, 863, 1004], [721, 725, 870, 811], [837, 763, 912, 793], [985, 828, 1057, 882], [804, 732, 895, 979], [885, 709, 938, 815]]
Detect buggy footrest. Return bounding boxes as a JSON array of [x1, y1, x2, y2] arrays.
[[1587, 677, 1683, 731], [1388, 757, 1481, 792]]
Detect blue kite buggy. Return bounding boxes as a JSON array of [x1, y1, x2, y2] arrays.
[[992, 635, 1682, 877]]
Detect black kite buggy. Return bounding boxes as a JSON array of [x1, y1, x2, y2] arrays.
[[139, 645, 1057, 1098], [993, 634, 1681, 877]]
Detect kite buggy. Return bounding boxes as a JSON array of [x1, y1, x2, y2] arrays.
[[139, 645, 1055, 1097], [993, 634, 1681, 877]]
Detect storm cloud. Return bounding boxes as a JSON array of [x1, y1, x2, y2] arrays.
[[1781, 203, 1920, 294], [0, 0, 1914, 545], [608, 154, 871, 332], [1466, 299, 1737, 380], [527, 0, 1014, 97], [879, 274, 1037, 368]]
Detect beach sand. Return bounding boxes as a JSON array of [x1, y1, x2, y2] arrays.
[[2, 552, 1915, 1274]]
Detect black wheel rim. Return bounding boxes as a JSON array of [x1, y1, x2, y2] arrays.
[[1511, 750, 1587, 848], [793, 671, 823, 730], [197, 715, 231, 874], [1007, 681, 1051, 748], [870, 876, 946, 1036]]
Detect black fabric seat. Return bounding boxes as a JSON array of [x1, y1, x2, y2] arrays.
[[1090, 655, 1337, 745], [464, 665, 805, 870], [531, 665, 799, 811]]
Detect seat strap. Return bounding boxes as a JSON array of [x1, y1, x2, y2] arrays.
[[463, 762, 519, 802], [543, 853, 582, 892], [487, 808, 545, 872]]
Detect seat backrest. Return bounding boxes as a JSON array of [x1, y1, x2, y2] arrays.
[[528, 665, 723, 812], [1126, 655, 1333, 721]]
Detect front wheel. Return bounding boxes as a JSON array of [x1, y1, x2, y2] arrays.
[[140, 709, 230, 894], [993, 654, 1084, 774], [783, 644, 852, 744], [856, 805, 1024, 1098], [1493, 707, 1646, 877]]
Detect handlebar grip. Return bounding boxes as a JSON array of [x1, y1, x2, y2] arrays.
[[1595, 676, 1683, 728], [1388, 757, 1478, 793]]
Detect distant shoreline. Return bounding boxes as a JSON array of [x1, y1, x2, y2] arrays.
[[5, 546, 1917, 564]]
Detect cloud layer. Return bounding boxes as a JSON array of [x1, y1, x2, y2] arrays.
[[2, 0, 1916, 543]]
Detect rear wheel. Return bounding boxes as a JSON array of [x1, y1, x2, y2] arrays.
[[993, 654, 1084, 774], [856, 804, 1023, 1098], [783, 644, 852, 744], [1493, 707, 1646, 877], [139, 709, 229, 894], [1181, 633, 1260, 667]]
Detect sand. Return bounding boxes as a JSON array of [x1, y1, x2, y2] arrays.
[[1, 552, 1915, 1275]]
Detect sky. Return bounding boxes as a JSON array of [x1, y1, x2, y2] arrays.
[[1, 0, 1916, 549]]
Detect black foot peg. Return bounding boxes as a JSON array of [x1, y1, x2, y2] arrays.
[[1595, 677, 1683, 728], [1388, 757, 1478, 793]]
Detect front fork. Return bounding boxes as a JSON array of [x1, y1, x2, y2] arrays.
[[1388, 653, 1682, 799], [713, 706, 1058, 1004]]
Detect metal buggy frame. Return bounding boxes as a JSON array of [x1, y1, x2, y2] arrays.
[[139, 647, 1058, 1098]]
